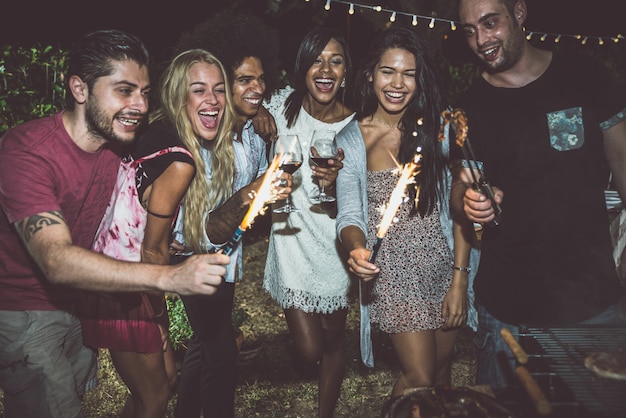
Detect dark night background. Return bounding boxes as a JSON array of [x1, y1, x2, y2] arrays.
[[1, 0, 624, 78]]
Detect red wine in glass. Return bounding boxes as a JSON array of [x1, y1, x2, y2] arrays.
[[273, 134, 302, 214], [310, 130, 338, 203], [310, 158, 333, 168], [280, 161, 302, 174]]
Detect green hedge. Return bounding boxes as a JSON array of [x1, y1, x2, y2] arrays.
[[0, 43, 68, 135]]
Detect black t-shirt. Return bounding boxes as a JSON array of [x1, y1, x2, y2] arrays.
[[452, 51, 624, 325], [132, 119, 195, 201]]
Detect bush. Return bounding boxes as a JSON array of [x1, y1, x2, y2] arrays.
[[0, 43, 68, 135]]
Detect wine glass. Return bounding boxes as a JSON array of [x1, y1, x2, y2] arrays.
[[273, 134, 303, 214], [309, 130, 339, 203]]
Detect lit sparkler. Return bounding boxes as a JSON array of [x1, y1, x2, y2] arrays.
[[368, 149, 423, 263], [441, 107, 502, 226], [221, 154, 285, 255]]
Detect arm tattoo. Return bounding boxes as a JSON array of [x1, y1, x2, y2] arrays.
[[16, 211, 66, 243]]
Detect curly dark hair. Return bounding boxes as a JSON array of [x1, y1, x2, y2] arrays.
[[173, 8, 281, 98]]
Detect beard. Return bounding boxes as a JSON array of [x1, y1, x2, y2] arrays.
[[84, 99, 143, 145]]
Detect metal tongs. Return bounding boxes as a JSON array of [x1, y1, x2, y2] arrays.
[[443, 107, 502, 227]]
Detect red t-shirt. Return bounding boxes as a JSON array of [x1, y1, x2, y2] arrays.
[[0, 112, 121, 311]]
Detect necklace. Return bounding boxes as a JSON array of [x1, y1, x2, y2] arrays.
[[370, 118, 400, 129]]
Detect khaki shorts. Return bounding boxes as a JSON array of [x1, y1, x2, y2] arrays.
[[0, 310, 97, 418]]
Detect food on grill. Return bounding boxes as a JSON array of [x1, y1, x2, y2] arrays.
[[500, 328, 528, 364], [384, 387, 516, 418], [440, 108, 468, 148], [584, 350, 626, 381]]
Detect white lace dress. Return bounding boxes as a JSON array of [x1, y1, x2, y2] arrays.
[[263, 86, 355, 314]]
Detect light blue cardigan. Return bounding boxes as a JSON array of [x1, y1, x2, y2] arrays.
[[335, 119, 480, 367]]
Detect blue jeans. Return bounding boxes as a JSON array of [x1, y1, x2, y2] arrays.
[[0, 310, 97, 418], [474, 302, 625, 391]]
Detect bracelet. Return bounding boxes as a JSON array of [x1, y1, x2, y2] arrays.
[[453, 265, 471, 273]]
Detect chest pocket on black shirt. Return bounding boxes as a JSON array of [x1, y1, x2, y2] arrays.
[[547, 106, 584, 151]]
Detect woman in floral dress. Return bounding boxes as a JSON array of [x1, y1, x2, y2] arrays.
[[336, 27, 476, 397]]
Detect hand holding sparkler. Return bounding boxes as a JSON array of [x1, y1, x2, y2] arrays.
[[441, 107, 502, 227], [220, 154, 289, 255]]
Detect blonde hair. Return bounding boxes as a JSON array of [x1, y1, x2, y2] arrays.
[[151, 49, 235, 253]]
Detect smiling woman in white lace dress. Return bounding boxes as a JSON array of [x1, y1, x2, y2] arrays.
[[261, 27, 355, 418]]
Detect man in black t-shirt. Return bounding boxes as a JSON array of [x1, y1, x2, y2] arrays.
[[452, 0, 626, 392]]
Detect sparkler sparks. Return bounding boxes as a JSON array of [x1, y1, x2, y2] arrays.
[[369, 149, 423, 262], [221, 154, 285, 255]]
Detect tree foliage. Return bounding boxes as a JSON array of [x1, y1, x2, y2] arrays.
[[0, 43, 68, 135]]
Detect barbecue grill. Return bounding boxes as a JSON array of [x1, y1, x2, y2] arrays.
[[498, 326, 626, 418]]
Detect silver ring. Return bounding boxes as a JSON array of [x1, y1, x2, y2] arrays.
[[279, 179, 288, 187]]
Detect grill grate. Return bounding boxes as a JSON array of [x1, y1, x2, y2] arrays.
[[519, 327, 626, 418]]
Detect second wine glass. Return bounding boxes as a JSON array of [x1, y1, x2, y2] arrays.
[[309, 130, 339, 203], [273, 134, 303, 214]]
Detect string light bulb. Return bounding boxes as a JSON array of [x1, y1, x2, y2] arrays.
[[315, 1, 618, 48]]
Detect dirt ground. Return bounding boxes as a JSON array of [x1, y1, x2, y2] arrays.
[[0, 213, 477, 417]]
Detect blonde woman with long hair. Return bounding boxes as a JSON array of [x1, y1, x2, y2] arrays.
[[161, 49, 289, 418]]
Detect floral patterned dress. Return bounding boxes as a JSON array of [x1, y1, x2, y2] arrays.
[[366, 169, 454, 333]]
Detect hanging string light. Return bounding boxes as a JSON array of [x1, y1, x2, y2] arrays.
[[311, 0, 623, 46]]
